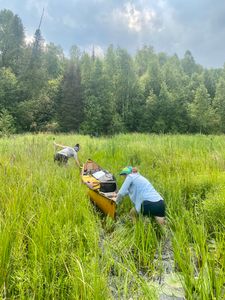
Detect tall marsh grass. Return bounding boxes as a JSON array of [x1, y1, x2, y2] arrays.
[[0, 133, 224, 299]]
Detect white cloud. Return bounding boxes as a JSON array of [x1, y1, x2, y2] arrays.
[[156, 0, 168, 10], [25, 33, 34, 45], [25, 0, 53, 22], [94, 45, 104, 57], [112, 2, 158, 33], [62, 15, 77, 29], [26, 0, 44, 14], [2, 0, 223, 67], [25, 32, 48, 48]]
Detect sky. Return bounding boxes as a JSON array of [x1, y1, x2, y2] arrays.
[[0, 0, 225, 68]]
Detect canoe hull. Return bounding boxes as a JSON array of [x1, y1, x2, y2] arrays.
[[81, 159, 117, 218], [88, 189, 116, 219]]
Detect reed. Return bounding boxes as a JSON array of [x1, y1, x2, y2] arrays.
[[0, 133, 224, 299]]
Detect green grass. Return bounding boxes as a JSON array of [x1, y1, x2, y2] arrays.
[[0, 133, 224, 299]]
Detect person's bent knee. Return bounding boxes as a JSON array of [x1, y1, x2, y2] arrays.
[[155, 216, 165, 225]]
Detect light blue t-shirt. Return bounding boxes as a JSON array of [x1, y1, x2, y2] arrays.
[[58, 147, 77, 158], [116, 173, 163, 212]]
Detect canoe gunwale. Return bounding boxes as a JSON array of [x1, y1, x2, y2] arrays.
[[81, 159, 117, 218]]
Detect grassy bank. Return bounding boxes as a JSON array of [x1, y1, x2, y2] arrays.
[[0, 134, 224, 299]]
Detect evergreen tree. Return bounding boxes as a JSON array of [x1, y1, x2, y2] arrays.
[[214, 77, 225, 132], [161, 55, 189, 132], [146, 56, 161, 97], [0, 67, 19, 111], [188, 84, 216, 133], [44, 43, 65, 79], [154, 81, 174, 133], [21, 23, 47, 100], [70, 45, 81, 65], [0, 9, 25, 74], [134, 45, 155, 76], [181, 50, 201, 76], [82, 57, 115, 135], [1, 9, 225, 135], [203, 68, 222, 99], [103, 45, 123, 134], [139, 90, 158, 132], [0, 109, 16, 136], [81, 95, 102, 135], [114, 48, 137, 129], [57, 62, 83, 132]]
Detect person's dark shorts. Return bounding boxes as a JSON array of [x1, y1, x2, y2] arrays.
[[141, 200, 165, 217], [54, 153, 68, 164]]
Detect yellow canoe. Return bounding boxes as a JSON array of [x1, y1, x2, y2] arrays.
[[81, 159, 117, 218]]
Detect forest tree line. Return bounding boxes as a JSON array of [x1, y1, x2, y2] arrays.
[[0, 9, 225, 136]]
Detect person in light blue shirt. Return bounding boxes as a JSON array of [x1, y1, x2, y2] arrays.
[[116, 166, 165, 225]]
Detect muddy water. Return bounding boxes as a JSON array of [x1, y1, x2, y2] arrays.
[[100, 219, 186, 300]]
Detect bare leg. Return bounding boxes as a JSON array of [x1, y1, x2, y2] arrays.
[[155, 216, 165, 225]]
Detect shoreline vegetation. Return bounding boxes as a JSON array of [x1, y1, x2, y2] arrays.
[[0, 133, 224, 299], [1, 9, 225, 138]]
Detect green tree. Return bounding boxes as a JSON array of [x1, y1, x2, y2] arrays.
[[139, 90, 158, 132], [0, 108, 16, 136], [188, 84, 216, 133], [160, 55, 190, 132], [134, 45, 155, 76], [181, 50, 202, 76], [103, 45, 123, 134], [153, 81, 175, 133], [81, 95, 102, 135], [57, 62, 83, 132], [15, 66, 60, 132], [0, 67, 19, 111], [114, 48, 137, 128], [203, 69, 221, 99], [82, 57, 115, 135], [135, 48, 162, 99], [44, 43, 65, 79], [15, 100, 36, 131], [70, 45, 81, 65], [21, 26, 47, 99], [214, 77, 225, 132], [0, 9, 25, 74]]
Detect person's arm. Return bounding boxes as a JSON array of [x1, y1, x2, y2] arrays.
[[116, 176, 132, 205], [75, 157, 81, 168], [54, 142, 68, 149], [74, 152, 81, 168]]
